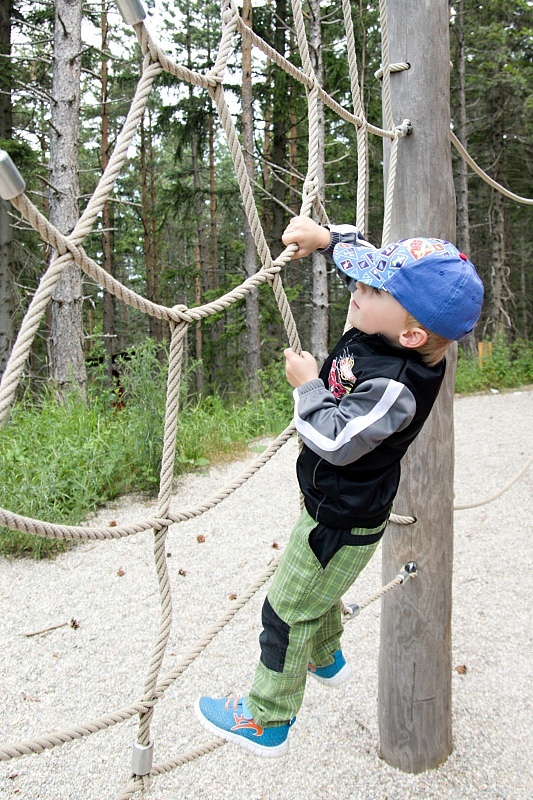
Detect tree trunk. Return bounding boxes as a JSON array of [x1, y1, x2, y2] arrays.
[[148, 113, 164, 352], [270, 0, 288, 255], [518, 250, 528, 340], [486, 86, 511, 339], [242, 0, 261, 395], [49, 0, 86, 396], [452, 0, 476, 357], [378, 0, 456, 773], [141, 111, 162, 346], [185, 6, 206, 394], [191, 128, 205, 396], [0, 0, 14, 378], [488, 185, 509, 338], [0, 195, 14, 379], [261, 0, 273, 244], [452, 0, 469, 256], [288, 25, 300, 221], [308, 0, 328, 366], [208, 111, 219, 293], [101, 2, 115, 378]]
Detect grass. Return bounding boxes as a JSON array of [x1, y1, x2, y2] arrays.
[[0, 338, 530, 559], [455, 338, 533, 394], [0, 346, 293, 558]]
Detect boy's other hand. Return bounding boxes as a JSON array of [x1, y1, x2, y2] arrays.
[[284, 348, 319, 388], [282, 216, 331, 259]]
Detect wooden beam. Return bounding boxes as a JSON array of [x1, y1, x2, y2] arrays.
[[378, 0, 456, 772]]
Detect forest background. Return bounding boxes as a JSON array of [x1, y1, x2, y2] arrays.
[[0, 0, 531, 556]]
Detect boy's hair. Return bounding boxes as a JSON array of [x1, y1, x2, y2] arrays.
[[405, 313, 452, 367]]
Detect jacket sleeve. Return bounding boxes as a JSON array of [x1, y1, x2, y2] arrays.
[[293, 376, 416, 466], [319, 224, 376, 259]]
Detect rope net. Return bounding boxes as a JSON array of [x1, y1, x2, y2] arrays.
[[0, 1, 530, 797]]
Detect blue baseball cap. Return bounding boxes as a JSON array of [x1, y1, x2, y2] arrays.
[[333, 237, 484, 340]]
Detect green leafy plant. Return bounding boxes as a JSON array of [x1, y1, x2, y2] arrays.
[[455, 338, 533, 394], [0, 341, 529, 559]]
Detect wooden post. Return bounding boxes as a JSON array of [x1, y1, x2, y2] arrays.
[[378, 0, 456, 772]]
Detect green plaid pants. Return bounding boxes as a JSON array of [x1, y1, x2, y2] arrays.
[[246, 508, 386, 726]]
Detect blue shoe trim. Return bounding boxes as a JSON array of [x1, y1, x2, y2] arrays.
[[194, 695, 293, 758], [308, 649, 353, 686]]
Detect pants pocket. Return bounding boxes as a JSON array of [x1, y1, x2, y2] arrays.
[[308, 522, 386, 569], [308, 523, 351, 569]]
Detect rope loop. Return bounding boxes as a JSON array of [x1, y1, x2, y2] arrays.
[[374, 61, 410, 80]]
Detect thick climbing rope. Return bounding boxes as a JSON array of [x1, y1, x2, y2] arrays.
[[0, 0, 530, 797], [450, 131, 533, 205]]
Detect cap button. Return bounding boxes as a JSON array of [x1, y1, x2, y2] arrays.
[[459, 252, 468, 261]]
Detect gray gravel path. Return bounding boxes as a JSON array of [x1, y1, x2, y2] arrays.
[[0, 389, 531, 800]]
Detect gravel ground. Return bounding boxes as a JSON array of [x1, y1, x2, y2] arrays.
[[0, 388, 531, 800]]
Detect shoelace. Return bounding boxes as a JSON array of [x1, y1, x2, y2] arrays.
[[223, 694, 244, 713]]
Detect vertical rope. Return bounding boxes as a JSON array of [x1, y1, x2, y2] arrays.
[[378, 0, 398, 247], [290, 0, 319, 217], [379, 0, 394, 132], [135, 320, 187, 750], [341, 0, 368, 233], [382, 132, 399, 245], [0, 59, 162, 424]]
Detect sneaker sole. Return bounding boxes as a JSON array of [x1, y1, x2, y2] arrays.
[[308, 661, 353, 687], [193, 698, 289, 758]]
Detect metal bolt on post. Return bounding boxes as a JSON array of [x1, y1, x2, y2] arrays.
[[396, 119, 413, 137], [397, 561, 418, 583], [0, 151, 26, 200], [115, 0, 146, 25]]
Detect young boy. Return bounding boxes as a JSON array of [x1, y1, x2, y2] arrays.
[[194, 216, 484, 758]]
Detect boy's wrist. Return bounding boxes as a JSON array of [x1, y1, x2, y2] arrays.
[[319, 228, 346, 255], [316, 226, 332, 250]]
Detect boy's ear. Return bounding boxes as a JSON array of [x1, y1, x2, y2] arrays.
[[399, 326, 428, 349]]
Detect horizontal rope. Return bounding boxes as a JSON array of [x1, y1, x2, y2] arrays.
[[0, 425, 296, 541], [451, 131, 533, 205], [453, 454, 532, 510]]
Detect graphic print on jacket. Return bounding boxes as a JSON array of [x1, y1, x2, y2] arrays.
[[328, 350, 357, 399], [294, 329, 446, 529]]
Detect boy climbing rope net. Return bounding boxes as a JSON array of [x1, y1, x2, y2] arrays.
[[194, 215, 484, 757]]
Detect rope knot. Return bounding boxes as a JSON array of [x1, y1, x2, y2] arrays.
[[394, 119, 413, 138], [170, 304, 191, 324]]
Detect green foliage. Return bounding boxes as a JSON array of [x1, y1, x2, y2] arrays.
[[0, 342, 167, 559], [0, 344, 292, 559], [455, 339, 533, 395], [175, 354, 294, 466], [1, 337, 531, 559], [0, 386, 125, 559], [451, 0, 533, 339]]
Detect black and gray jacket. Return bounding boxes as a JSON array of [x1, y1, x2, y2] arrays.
[[293, 225, 446, 530]]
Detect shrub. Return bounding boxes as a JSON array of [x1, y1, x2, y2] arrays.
[[0, 339, 530, 558], [455, 338, 533, 394]]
